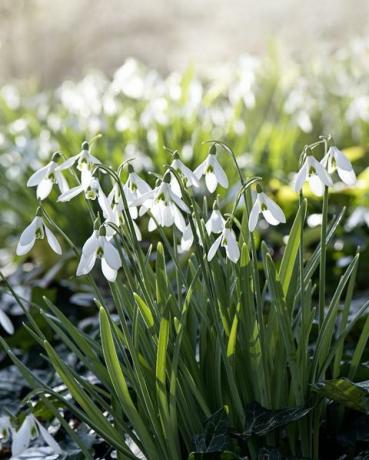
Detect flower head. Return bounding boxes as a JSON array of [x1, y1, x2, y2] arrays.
[[293, 151, 333, 196], [58, 169, 100, 202], [169, 152, 199, 196], [248, 186, 286, 231], [207, 224, 240, 263], [194, 146, 228, 193], [57, 141, 100, 176], [0, 309, 14, 335], [76, 228, 122, 282], [133, 175, 189, 232], [16, 214, 62, 256], [11, 414, 61, 458], [27, 152, 69, 200], [322, 146, 356, 186], [205, 204, 225, 235]]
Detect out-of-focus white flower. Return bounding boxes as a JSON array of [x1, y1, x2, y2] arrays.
[[11, 414, 61, 458], [133, 176, 189, 232], [120, 165, 152, 218], [205, 207, 225, 235], [16, 214, 62, 256], [345, 206, 369, 231], [248, 188, 286, 231], [178, 222, 203, 253], [58, 169, 100, 202], [27, 152, 69, 200], [76, 228, 122, 282], [169, 153, 199, 196], [293, 152, 333, 196], [0, 308, 14, 335], [322, 146, 356, 186], [207, 225, 240, 263], [194, 147, 228, 193]]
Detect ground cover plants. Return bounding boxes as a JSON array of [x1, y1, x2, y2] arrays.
[[0, 129, 369, 459]]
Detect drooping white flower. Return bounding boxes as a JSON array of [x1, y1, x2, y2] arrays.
[[248, 188, 286, 231], [133, 176, 189, 232], [207, 226, 240, 263], [0, 415, 11, 443], [27, 152, 69, 200], [16, 215, 62, 256], [345, 206, 369, 231], [169, 153, 199, 196], [11, 414, 61, 458], [56, 141, 100, 181], [57, 169, 100, 202], [293, 152, 333, 196], [322, 146, 356, 186], [76, 229, 122, 282], [205, 207, 225, 235], [194, 147, 228, 193], [177, 222, 203, 253], [0, 308, 14, 335]]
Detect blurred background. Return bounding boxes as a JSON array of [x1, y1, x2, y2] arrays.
[[1, 0, 369, 85]]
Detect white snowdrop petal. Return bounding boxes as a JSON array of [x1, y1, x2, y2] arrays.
[[333, 147, 352, 171], [308, 175, 325, 197], [337, 167, 356, 186], [12, 415, 33, 456], [36, 179, 53, 200], [0, 310, 14, 335], [212, 157, 229, 188], [55, 172, 69, 194], [263, 194, 286, 223], [19, 217, 39, 246], [313, 160, 333, 187], [76, 252, 97, 276], [206, 210, 225, 235], [101, 258, 118, 282], [224, 231, 240, 263], [133, 221, 142, 241], [45, 226, 62, 255], [248, 200, 260, 232], [207, 235, 222, 262], [170, 174, 182, 197], [293, 163, 307, 192], [27, 165, 50, 187], [262, 210, 280, 226], [205, 171, 218, 193], [162, 203, 174, 227], [36, 421, 62, 454], [56, 154, 79, 171], [57, 185, 84, 202], [104, 242, 121, 270], [131, 173, 152, 194], [81, 168, 93, 189], [169, 190, 190, 213], [193, 160, 206, 180], [173, 206, 186, 232], [16, 238, 36, 256], [148, 218, 157, 232]]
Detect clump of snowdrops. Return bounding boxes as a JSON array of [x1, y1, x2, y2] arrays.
[[1, 134, 368, 460]]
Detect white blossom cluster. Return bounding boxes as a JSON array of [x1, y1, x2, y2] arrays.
[[14, 140, 356, 291]]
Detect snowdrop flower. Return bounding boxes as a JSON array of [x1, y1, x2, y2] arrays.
[[0, 415, 11, 442], [205, 204, 225, 235], [194, 145, 228, 193], [169, 152, 199, 196], [11, 414, 61, 458], [322, 145, 356, 186], [293, 150, 333, 196], [27, 152, 69, 200], [76, 227, 122, 282], [0, 308, 14, 335], [16, 213, 62, 256], [345, 206, 369, 231], [248, 185, 286, 231], [58, 169, 100, 202], [57, 141, 100, 185], [178, 222, 203, 253], [118, 164, 152, 219], [207, 224, 240, 263], [133, 175, 189, 232]]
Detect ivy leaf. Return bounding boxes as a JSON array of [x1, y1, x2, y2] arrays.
[[192, 408, 230, 453], [232, 402, 311, 439], [314, 378, 369, 413]]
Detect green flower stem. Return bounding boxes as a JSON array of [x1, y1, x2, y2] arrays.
[[319, 186, 329, 328]]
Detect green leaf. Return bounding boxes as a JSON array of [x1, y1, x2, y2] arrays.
[[232, 401, 311, 439], [133, 292, 155, 329], [279, 198, 306, 297], [314, 378, 369, 413], [193, 408, 230, 453]]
